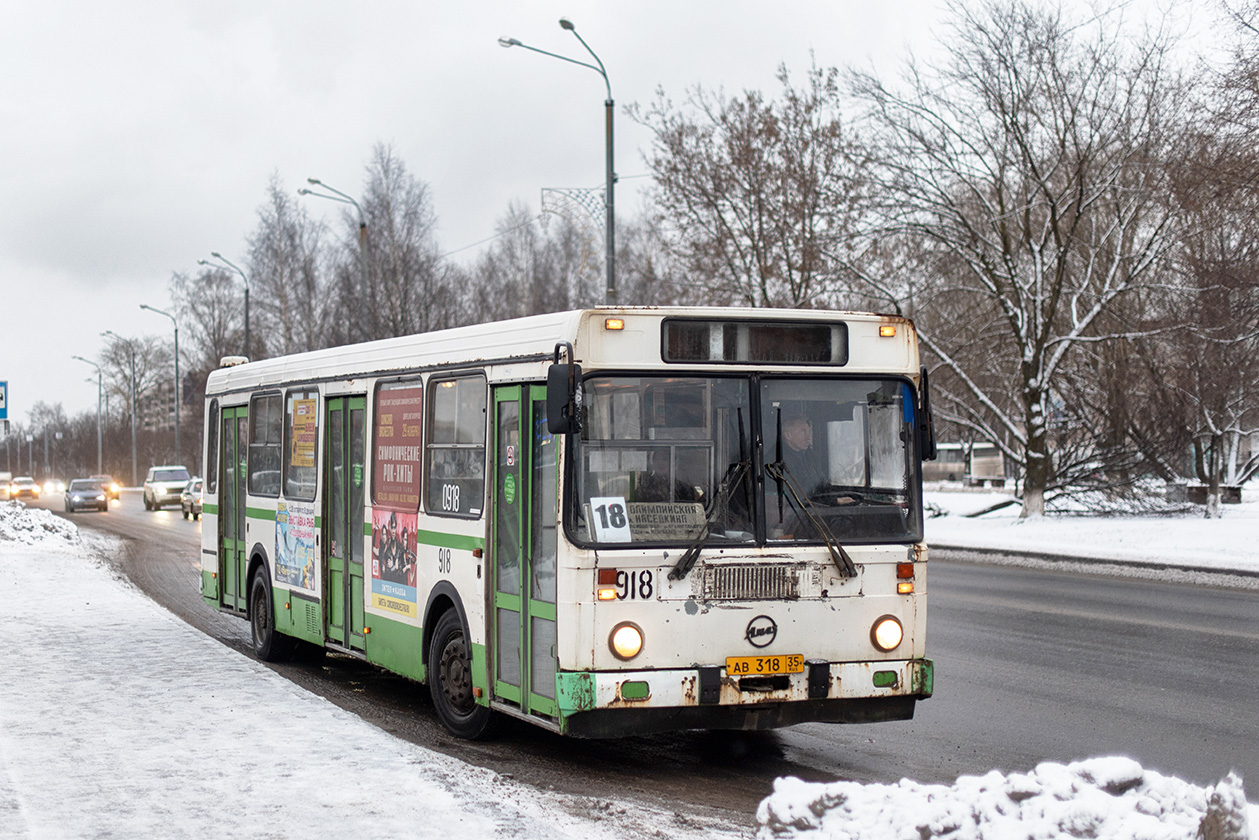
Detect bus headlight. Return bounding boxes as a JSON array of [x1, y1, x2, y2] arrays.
[[609, 622, 644, 661], [871, 616, 904, 652]]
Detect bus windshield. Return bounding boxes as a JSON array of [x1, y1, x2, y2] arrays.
[[571, 375, 922, 547]]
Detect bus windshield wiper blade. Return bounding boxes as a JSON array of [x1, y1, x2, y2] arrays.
[[765, 461, 858, 579], [668, 460, 749, 582]]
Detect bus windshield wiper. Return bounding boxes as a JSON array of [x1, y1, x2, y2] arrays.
[[765, 460, 858, 579], [668, 459, 749, 582]]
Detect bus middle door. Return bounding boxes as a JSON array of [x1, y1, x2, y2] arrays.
[[491, 385, 558, 720], [324, 396, 367, 651]]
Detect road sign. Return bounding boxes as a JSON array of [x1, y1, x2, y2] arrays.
[[0, 380, 7, 420]]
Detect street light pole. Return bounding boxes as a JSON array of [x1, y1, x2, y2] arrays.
[[140, 304, 179, 466], [499, 17, 617, 305], [299, 179, 370, 333], [72, 355, 103, 474], [200, 253, 251, 359], [102, 331, 138, 487]]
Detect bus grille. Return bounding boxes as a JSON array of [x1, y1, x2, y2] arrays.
[[702, 564, 801, 600]]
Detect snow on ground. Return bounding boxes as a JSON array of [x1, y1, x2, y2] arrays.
[[0, 500, 1253, 839], [925, 485, 1259, 578]]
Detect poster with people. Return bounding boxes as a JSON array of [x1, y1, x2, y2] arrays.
[[370, 507, 417, 618], [370, 383, 424, 619]]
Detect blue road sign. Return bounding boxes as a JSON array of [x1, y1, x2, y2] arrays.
[[0, 380, 7, 420]]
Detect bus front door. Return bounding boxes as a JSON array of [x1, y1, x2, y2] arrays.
[[491, 385, 559, 720], [324, 396, 367, 651], [219, 406, 248, 612]]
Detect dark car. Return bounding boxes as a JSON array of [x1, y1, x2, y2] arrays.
[[65, 479, 109, 513], [90, 474, 121, 502], [10, 476, 40, 499], [181, 477, 203, 520]]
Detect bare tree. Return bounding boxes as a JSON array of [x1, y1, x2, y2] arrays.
[[343, 143, 455, 339], [848, 0, 1187, 516], [632, 61, 868, 308], [247, 174, 331, 357]]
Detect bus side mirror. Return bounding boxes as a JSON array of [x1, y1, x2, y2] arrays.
[[918, 366, 938, 461], [547, 359, 582, 435]]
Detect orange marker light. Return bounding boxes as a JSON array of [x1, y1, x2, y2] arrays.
[[605, 318, 625, 330], [598, 568, 619, 601], [897, 582, 915, 594], [879, 325, 897, 337], [896, 563, 915, 579]]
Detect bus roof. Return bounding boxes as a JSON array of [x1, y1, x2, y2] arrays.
[[205, 307, 917, 397]]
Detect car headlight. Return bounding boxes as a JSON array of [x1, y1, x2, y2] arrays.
[[871, 615, 904, 652], [609, 622, 644, 661]]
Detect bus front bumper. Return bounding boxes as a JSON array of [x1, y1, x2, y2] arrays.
[[554, 658, 932, 738]]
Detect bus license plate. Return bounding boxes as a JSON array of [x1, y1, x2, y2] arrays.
[[725, 654, 805, 676]]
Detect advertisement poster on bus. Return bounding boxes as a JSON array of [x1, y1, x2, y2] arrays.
[[371, 384, 423, 619], [290, 397, 317, 468], [276, 500, 316, 590], [370, 508, 417, 617]]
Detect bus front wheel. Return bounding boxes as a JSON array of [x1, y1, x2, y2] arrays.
[[428, 610, 496, 739], [250, 573, 294, 662]]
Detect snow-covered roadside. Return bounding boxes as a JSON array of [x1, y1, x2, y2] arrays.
[[0, 503, 742, 840], [925, 487, 1259, 579], [0, 502, 1252, 839]]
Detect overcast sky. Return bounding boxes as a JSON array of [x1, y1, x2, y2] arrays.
[[0, 0, 1209, 425]]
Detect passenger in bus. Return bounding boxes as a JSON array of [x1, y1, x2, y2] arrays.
[[635, 449, 699, 503]]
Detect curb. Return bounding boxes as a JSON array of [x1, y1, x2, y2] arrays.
[[930, 542, 1259, 582]]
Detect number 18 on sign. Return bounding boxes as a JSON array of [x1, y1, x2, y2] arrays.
[[590, 496, 631, 542]]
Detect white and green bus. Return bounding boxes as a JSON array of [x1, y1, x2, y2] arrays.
[[200, 307, 937, 738]]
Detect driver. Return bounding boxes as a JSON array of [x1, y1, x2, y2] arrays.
[[779, 413, 829, 497]]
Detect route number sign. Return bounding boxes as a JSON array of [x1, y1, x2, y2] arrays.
[[0, 381, 7, 420]]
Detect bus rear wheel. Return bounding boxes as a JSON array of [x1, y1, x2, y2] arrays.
[[428, 610, 496, 739], [250, 572, 294, 662]]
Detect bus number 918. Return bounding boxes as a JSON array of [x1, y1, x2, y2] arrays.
[[616, 569, 654, 600]]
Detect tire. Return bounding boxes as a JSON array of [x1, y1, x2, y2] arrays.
[[144, 495, 152, 511], [250, 572, 295, 662], [428, 609, 497, 739]]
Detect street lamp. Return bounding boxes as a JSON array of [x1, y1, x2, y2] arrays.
[[499, 17, 617, 306], [72, 355, 104, 474], [199, 253, 250, 359], [101, 330, 138, 487], [299, 178, 370, 330], [140, 304, 180, 466]]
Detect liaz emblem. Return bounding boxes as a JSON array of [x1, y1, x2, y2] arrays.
[[745, 614, 777, 648]]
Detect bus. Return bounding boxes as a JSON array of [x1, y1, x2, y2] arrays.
[[200, 307, 937, 739]]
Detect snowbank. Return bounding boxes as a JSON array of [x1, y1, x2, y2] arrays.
[[924, 487, 1259, 576], [757, 758, 1253, 839]]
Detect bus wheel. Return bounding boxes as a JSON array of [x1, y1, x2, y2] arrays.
[[250, 573, 294, 662], [428, 610, 496, 739]]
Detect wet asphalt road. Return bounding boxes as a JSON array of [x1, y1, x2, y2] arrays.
[[35, 491, 1259, 825]]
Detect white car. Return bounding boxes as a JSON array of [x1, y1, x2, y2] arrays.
[[143, 465, 191, 511]]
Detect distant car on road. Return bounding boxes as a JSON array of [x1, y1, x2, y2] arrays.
[[10, 476, 40, 499], [90, 474, 121, 502], [43, 478, 66, 495], [65, 479, 109, 513], [181, 477, 203, 520], [143, 465, 191, 511]]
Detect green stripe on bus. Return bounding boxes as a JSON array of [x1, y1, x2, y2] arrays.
[[246, 507, 277, 521], [416, 530, 485, 551], [361, 521, 485, 552], [202, 503, 218, 515]]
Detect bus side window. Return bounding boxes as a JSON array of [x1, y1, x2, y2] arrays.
[[425, 375, 487, 518], [249, 394, 282, 496]]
